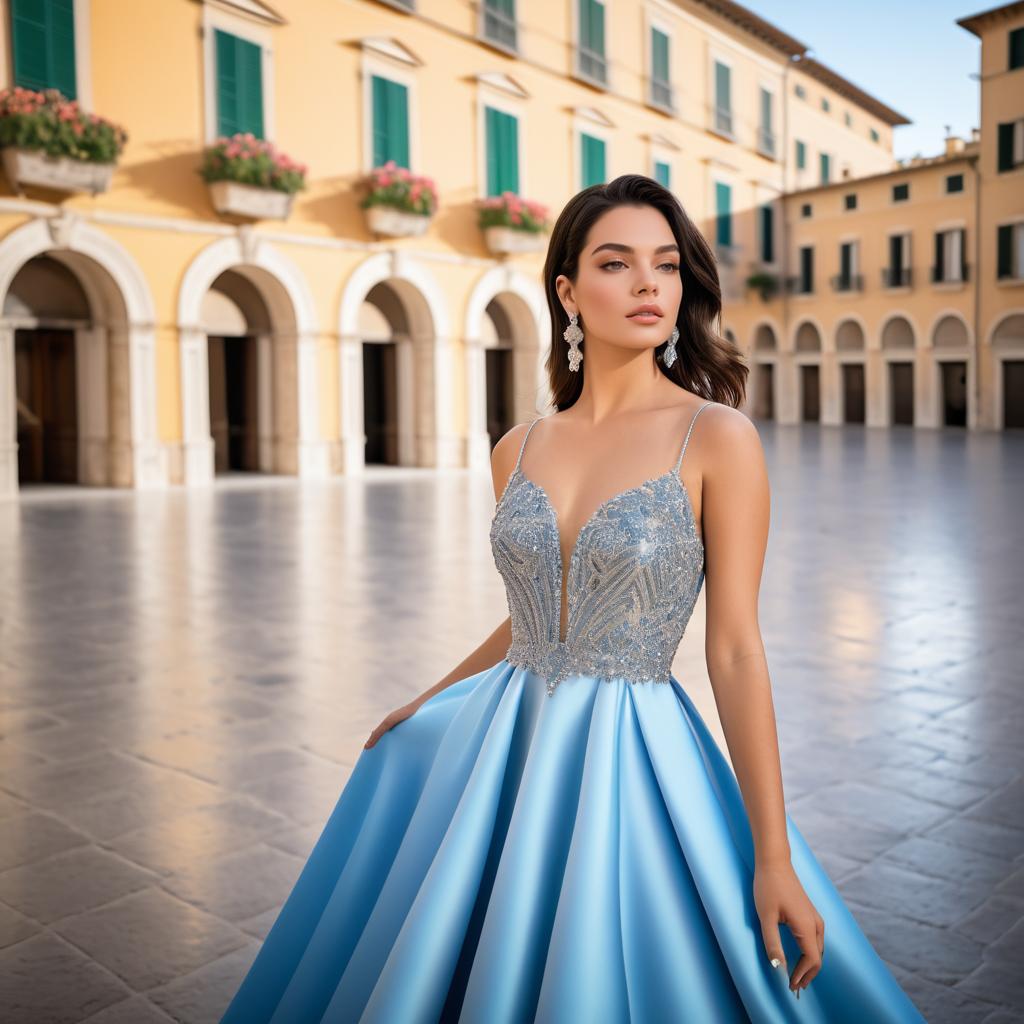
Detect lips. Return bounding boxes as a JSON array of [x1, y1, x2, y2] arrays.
[[627, 304, 663, 318]]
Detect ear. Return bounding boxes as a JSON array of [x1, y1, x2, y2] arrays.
[[555, 274, 576, 315]]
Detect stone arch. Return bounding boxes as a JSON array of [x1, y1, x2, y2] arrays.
[[463, 266, 548, 469], [793, 320, 823, 352], [177, 233, 324, 485], [835, 318, 866, 351], [932, 312, 971, 349], [338, 251, 453, 472], [880, 313, 917, 349], [0, 214, 159, 498]]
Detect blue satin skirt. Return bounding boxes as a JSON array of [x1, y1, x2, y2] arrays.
[[219, 660, 926, 1023]]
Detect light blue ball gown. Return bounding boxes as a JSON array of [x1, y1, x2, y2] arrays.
[[220, 401, 926, 1023]]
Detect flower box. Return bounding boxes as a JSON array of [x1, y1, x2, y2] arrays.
[[207, 180, 294, 220], [483, 225, 546, 254], [364, 204, 432, 237], [1, 146, 115, 195]]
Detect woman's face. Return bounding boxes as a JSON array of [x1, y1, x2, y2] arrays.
[[556, 203, 683, 357]]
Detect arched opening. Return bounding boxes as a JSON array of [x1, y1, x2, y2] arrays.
[[882, 316, 915, 426], [751, 324, 776, 421], [835, 320, 866, 424], [794, 322, 822, 423], [483, 298, 515, 447], [993, 314, 1024, 429], [932, 315, 969, 427]]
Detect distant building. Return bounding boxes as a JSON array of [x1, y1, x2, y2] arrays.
[[0, 0, 1020, 498]]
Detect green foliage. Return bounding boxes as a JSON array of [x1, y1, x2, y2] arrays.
[[359, 161, 437, 216], [0, 87, 127, 163], [199, 133, 307, 195], [476, 192, 549, 234]]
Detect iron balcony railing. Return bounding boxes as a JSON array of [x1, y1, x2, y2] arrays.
[[881, 266, 912, 287], [830, 273, 864, 292], [931, 263, 970, 284]]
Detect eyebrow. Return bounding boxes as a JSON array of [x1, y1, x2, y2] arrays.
[[590, 242, 680, 256]]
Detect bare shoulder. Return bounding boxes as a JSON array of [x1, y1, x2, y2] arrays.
[[697, 403, 767, 486], [490, 420, 536, 502]]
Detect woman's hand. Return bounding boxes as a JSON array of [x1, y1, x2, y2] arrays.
[[754, 860, 825, 997], [364, 699, 424, 749]]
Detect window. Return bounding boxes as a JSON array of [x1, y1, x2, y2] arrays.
[[650, 26, 672, 109], [371, 75, 409, 168], [997, 119, 1024, 172], [715, 182, 732, 247], [800, 202, 812, 218], [1010, 25, 1024, 70], [820, 152, 831, 184], [485, 106, 519, 196], [795, 139, 806, 170], [884, 233, 912, 287], [870, 127, 880, 143], [833, 240, 860, 291], [844, 193, 857, 210], [578, 0, 607, 85], [581, 132, 606, 187], [758, 87, 774, 157], [713, 60, 732, 135], [821, 97, 830, 112], [798, 245, 814, 292], [997, 222, 1024, 279], [844, 111, 852, 127], [759, 204, 774, 263], [946, 173, 964, 193], [653, 160, 670, 188], [9, 0, 76, 97], [482, 0, 517, 51], [933, 228, 966, 283], [216, 29, 265, 138], [794, 83, 805, 99], [892, 182, 910, 202]]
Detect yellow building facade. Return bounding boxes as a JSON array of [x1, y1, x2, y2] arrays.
[[0, 0, 1020, 498]]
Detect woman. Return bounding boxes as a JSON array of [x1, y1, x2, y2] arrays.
[[220, 175, 926, 1022]]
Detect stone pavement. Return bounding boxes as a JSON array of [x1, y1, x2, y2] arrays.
[[0, 420, 1021, 1023]]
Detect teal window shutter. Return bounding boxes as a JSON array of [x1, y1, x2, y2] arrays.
[[485, 106, 519, 196], [371, 75, 410, 168], [651, 28, 669, 84], [581, 133, 605, 186], [216, 29, 264, 138], [714, 61, 730, 112], [997, 224, 1014, 278], [795, 139, 806, 169], [654, 160, 670, 188], [760, 204, 774, 262], [819, 152, 830, 183], [579, 0, 604, 55], [715, 182, 732, 247], [11, 0, 77, 98]]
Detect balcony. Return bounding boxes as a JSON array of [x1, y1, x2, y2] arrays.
[[482, 5, 517, 52], [830, 273, 864, 293], [881, 266, 912, 288], [786, 275, 814, 295], [649, 78, 674, 113], [931, 263, 970, 284], [757, 128, 776, 159], [577, 46, 608, 87]]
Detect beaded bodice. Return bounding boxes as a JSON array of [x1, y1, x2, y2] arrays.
[[490, 403, 711, 696]]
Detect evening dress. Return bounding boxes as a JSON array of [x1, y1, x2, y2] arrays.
[[219, 400, 926, 1023]]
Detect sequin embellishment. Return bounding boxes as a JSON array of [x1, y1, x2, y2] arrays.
[[489, 403, 711, 696]]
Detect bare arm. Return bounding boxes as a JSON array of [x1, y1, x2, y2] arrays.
[[700, 406, 824, 995]]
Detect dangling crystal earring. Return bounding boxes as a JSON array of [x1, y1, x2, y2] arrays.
[[563, 311, 583, 372], [661, 324, 680, 368]]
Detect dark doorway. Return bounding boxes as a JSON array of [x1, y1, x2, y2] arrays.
[[940, 361, 967, 427], [363, 341, 400, 464], [209, 335, 260, 473], [800, 364, 820, 422], [1004, 361, 1024, 428], [486, 347, 514, 450], [841, 363, 865, 424], [889, 362, 914, 425]]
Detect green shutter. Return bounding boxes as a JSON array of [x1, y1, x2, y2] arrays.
[[714, 61, 730, 111], [760, 205, 773, 262], [997, 224, 1014, 278], [760, 88, 772, 132], [216, 29, 264, 139], [582, 133, 605, 186], [796, 139, 806, 169], [371, 75, 409, 168], [997, 122, 1015, 172], [1009, 26, 1024, 70], [654, 160, 670, 188], [651, 28, 669, 83], [580, 0, 604, 54], [485, 106, 519, 195], [715, 182, 731, 247], [820, 152, 830, 183], [11, 0, 76, 98]]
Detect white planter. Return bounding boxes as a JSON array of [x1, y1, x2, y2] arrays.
[[484, 225, 546, 255], [208, 180, 294, 220], [1, 147, 115, 195], [364, 205, 432, 237]]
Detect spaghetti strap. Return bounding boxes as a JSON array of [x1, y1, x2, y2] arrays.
[[673, 402, 713, 473], [514, 417, 543, 472]]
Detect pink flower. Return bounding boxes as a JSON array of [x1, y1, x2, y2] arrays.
[[510, 212, 522, 224]]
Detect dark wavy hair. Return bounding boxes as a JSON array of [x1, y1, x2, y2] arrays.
[[540, 174, 747, 411]]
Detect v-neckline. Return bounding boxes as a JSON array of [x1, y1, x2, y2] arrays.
[[508, 466, 697, 644]]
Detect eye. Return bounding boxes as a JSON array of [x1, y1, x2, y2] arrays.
[[600, 260, 680, 272]]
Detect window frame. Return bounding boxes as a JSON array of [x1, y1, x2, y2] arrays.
[[481, 99, 522, 197]]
